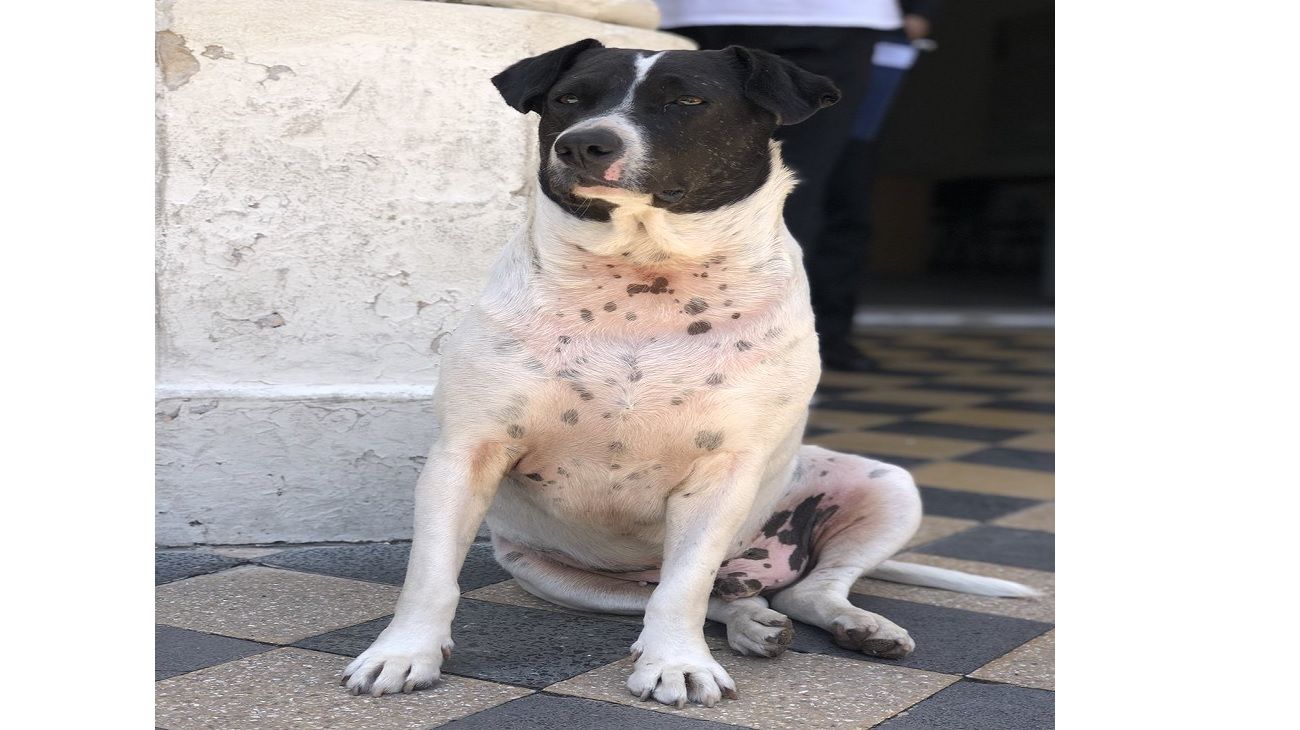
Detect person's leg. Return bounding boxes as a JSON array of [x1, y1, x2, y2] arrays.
[[815, 138, 880, 369], [672, 25, 878, 367], [815, 42, 914, 370]]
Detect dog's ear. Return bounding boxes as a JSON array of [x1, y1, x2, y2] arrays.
[[727, 46, 840, 126], [492, 38, 604, 114]]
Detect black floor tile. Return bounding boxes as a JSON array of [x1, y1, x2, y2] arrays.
[[294, 598, 643, 689], [814, 400, 932, 416], [876, 679, 1054, 729], [994, 367, 1055, 377], [869, 366, 957, 378], [155, 625, 272, 680], [155, 551, 244, 585], [814, 384, 863, 397], [956, 447, 1055, 472], [914, 526, 1054, 571], [258, 542, 510, 591], [979, 399, 1054, 414], [730, 595, 1051, 676], [440, 693, 738, 729], [918, 487, 1041, 521], [873, 419, 1028, 444], [900, 382, 1023, 395], [922, 354, 1016, 365]]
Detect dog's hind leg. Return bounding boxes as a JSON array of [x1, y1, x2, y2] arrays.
[[494, 538, 795, 657], [767, 445, 923, 659]]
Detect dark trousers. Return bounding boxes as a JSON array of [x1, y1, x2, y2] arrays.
[[671, 25, 880, 349]]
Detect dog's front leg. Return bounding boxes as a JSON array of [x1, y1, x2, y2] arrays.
[[627, 453, 763, 708], [343, 438, 511, 696]]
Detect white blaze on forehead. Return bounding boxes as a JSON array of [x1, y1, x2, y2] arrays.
[[551, 52, 664, 189], [632, 52, 664, 89]]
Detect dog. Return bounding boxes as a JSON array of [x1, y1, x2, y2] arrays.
[[343, 39, 1034, 707]]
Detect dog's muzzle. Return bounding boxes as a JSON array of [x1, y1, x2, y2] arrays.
[[554, 128, 626, 183]]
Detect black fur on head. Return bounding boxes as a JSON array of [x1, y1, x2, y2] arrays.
[[491, 41, 839, 221]]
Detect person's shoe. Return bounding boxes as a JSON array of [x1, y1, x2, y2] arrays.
[[820, 341, 879, 373]]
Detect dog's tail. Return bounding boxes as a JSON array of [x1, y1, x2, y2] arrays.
[[867, 560, 1039, 598]]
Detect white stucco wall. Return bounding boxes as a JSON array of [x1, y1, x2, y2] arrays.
[[155, 0, 693, 545]]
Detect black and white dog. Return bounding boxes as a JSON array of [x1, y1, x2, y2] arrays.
[[344, 40, 1032, 707]]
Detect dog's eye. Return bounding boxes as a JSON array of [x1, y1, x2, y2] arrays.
[[556, 94, 580, 105], [676, 95, 705, 106]]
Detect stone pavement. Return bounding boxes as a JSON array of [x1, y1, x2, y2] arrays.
[[156, 328, 1054, 729]]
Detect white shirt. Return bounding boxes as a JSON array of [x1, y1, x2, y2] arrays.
[[656, 0, 903, 30]]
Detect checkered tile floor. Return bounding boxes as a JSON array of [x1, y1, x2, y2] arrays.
[[155, 329, 1054, 729]]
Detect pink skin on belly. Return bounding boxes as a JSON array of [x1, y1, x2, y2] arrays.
[[593, 485, 864, 599]]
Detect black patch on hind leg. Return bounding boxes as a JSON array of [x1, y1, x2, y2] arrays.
[[774, 493, 840, 572]]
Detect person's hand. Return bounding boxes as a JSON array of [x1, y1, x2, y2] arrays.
[[903, 14, 931, 41]]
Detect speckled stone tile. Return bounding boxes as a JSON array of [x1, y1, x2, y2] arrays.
[[156, 566, 399, 644], [991, 502, 1055, 532], [913, 526, 1055, 571], [909, 462, 1054, 500], [906, 516, 978, 549], [853, 553, 1054, 622], [442, 692, 740, 729], [918, 487, 1041, 521], [295, 598, 643, 688], [806, 410, 902, 431], [463, 579, 644, 625], [970, 630, 1054, 690], [916, 407, 1054, 432], [807, 430, 986, 460], [998, 431, 1054, 452], [154, 647, 530, 730], [838, 388, 996, 409], [156, 625, 272, 680], [766, 595, 1052, 675], [547, 637, 957, 730], [156, 551, 244, 585], [875, 679, 1054, 729], [257, 542, 510, 591]]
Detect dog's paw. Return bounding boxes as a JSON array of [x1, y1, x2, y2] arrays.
[[726, 606, 794, 658], [626, 640, 737, 708], [829, 609, 914, 659], [341, 627, 454, 697]]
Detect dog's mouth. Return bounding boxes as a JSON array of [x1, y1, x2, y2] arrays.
[[554, 167, 688, 207], [571, 173, 628, 198]]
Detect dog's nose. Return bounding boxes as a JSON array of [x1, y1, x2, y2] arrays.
[[554, 129, 624, 176]]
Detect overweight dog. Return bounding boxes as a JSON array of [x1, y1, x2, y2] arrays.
[[344, 39, 1032, 707]]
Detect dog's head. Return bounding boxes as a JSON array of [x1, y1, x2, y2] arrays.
[[492, 40, 839, 220]]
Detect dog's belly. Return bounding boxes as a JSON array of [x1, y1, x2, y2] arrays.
[[488, 412, 703, 569]]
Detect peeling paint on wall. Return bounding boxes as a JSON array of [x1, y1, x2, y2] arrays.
[[156, 30, 200, 90]]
